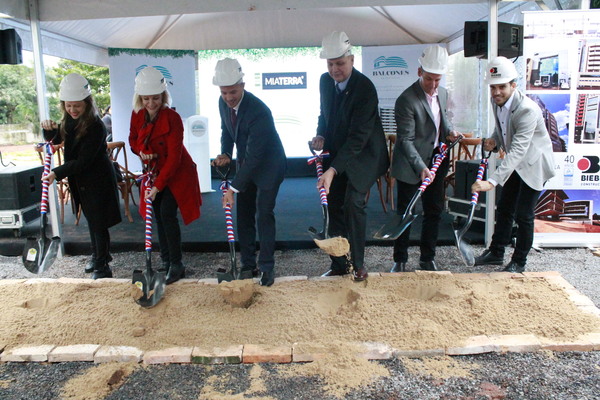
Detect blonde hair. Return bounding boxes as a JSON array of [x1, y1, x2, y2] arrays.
[[132, 90, 172, 112]]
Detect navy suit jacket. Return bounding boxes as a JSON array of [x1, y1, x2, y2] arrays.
[[219, 90, 286, 191], [317, 68, 389, 193]]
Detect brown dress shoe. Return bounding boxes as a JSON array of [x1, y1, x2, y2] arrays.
[[321, 268, 348, 277], [353, 267, 368, 281]]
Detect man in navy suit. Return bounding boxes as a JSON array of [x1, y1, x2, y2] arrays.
[[311, 32, 389, 281], [390, 45, 460, 273], [212, 58, 286, 287]]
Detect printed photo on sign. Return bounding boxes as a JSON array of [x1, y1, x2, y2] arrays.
[[526, 93, 569, 152], [535, 189, 600, 233], [574, 93, 600, 145], [524, 39, 571, 91]]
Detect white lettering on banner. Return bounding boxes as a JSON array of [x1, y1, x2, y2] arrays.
[[264, 76, 305, 86]]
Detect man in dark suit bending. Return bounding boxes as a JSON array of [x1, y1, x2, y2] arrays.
[[212, 58, 286, 287], [310, 31, 389, 281]]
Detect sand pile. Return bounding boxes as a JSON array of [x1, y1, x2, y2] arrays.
[[0, 273, 599, 352]]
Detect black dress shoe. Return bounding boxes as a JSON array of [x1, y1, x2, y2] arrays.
[[260, 270, 275, 287], [390, 262, 406, 273], [239, 266, 260, 280], [353, 267, 368, 281], [418, 260, 437, 271], [92, 265, 113, 280], [502, 261, 525, 273], [321, 268, 348, 277], [84, 258, 97, 274], [474, 249, 504, 266]]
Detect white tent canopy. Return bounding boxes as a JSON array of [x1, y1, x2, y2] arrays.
[[0, 0, 563, 66]]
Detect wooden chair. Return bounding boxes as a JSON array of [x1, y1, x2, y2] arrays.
[[107, 141, 135, 222]]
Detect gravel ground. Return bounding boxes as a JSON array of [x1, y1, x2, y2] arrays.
[[0, 245, 599, 399]]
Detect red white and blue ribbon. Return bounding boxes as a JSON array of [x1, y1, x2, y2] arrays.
[[418, 142, 450, 192], [470, 158, 488, 206], [219, 180, 235, 243], [140, 171, 154, 252], [39, 142, 55, 216], [307, 151, 330, 206]]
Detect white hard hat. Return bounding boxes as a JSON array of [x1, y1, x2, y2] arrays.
[[486, 56, 518, 85], [319, 31, 352, 59], [418, 45, 448, 75], [134, 66, 167, 95], [59, 73, 91, 101], [212, 58, 244, 86]]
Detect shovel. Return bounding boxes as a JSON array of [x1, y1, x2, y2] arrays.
[[373, 138, 462, 240], [307, 144, 330, 240], [132, 172, 166, 308], [215, 166, 242, 283], [454, 151, 490, 267], [22, 143, 61, 274]]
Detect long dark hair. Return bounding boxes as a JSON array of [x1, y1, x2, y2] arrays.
[[59, 95, 100, 140]]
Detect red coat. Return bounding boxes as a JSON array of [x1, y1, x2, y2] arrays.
[[129, 107, 201, 225]]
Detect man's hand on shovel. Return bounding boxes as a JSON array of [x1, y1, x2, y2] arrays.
[[317, 168, 335, 195], [222, 188, 235, 208]]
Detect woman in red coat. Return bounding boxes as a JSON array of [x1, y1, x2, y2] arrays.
[[129, 66, 202, 284]]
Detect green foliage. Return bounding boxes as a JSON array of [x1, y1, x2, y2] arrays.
[[49, 60, 111, 114], [197, 46, 363, 62], [0, 64, 38, 124]]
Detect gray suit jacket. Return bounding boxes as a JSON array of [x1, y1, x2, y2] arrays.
[[489, 90, 556, 191], [391, 80, 452, 184]]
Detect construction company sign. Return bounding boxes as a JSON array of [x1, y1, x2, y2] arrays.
[[362, 44, 445, 109], [262, 72, 307, 90], [557, 154, 600, 189]]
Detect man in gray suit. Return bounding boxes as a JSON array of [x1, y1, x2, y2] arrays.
[[390, 45, 460, 273], [473, 56, 556, 273]]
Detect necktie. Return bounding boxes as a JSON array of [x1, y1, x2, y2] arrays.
[[230, 108, 237, 128]]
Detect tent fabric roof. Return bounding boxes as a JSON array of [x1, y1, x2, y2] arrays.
[[0, 1, 545, 66]]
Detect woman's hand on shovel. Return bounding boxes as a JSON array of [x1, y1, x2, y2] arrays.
[[41, 171, 56, 185]]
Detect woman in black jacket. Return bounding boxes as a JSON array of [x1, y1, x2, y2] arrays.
[[41, 73, 121, 279]]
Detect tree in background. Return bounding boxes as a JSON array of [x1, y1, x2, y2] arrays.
[[0, 64, 38, 125], [49, 59, 110, 115]]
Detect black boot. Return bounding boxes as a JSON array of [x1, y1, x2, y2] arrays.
[[85, 253, 112, 273], [92, 263, 113, 280], [161, 260, 170, 274], [84, 257, 97, 273], [166, 262, 185, 284]]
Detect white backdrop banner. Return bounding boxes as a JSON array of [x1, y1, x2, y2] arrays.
[[524, 10, 600, 247], [107, 48, 197, 172], [362, 44, 444, 110]]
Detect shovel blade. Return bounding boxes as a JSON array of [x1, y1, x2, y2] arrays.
[[216, 268, 235, 283], [132, 268, 166, 308], [38, 237, 60, 273], [454, 229, 475, 267], [22, 237, 42, 273], [307, 226, 327, 240], [373, 213, 416, 240]]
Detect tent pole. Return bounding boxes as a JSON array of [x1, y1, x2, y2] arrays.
[[484, 0, 499, 247], [28, 0, 64, 258]]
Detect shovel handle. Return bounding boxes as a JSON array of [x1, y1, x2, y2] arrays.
[[469, 158, 488, 205], [418, 138, 461, 192], [308, 151, 330, 206], [40, 143, 55, 215], [219, 180, 235, 243], [144, 196, 153, 252]]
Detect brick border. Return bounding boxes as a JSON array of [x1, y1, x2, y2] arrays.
[[1, 271, 599, 364]]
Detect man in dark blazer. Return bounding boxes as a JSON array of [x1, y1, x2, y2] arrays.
[[212, 58, 286, 287], [311, 31, 389, 281], [390, 45, 460, 273]]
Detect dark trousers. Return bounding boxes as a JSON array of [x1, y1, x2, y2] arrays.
[[489, 171, 541, 266], [153, 187, 182, 266], [237, 181, 281, 273], [393, 155, 449, 263], [88, 225, 110, 266], [327, 172, 367, 270]]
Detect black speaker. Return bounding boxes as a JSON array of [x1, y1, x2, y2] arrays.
[[0, 28, 23, 65], [464, 21, 523, 59]]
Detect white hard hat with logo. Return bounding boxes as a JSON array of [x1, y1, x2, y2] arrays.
[[213, 58, 244, 86], [59, 73, 91, 101], [134, 66, 167, 95], [486, 56, 518, 85], [320, 31, 352, 59], [418, 45, 448, 75]]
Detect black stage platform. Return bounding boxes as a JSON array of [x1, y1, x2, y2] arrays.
[[0, 177, 484, 256]]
